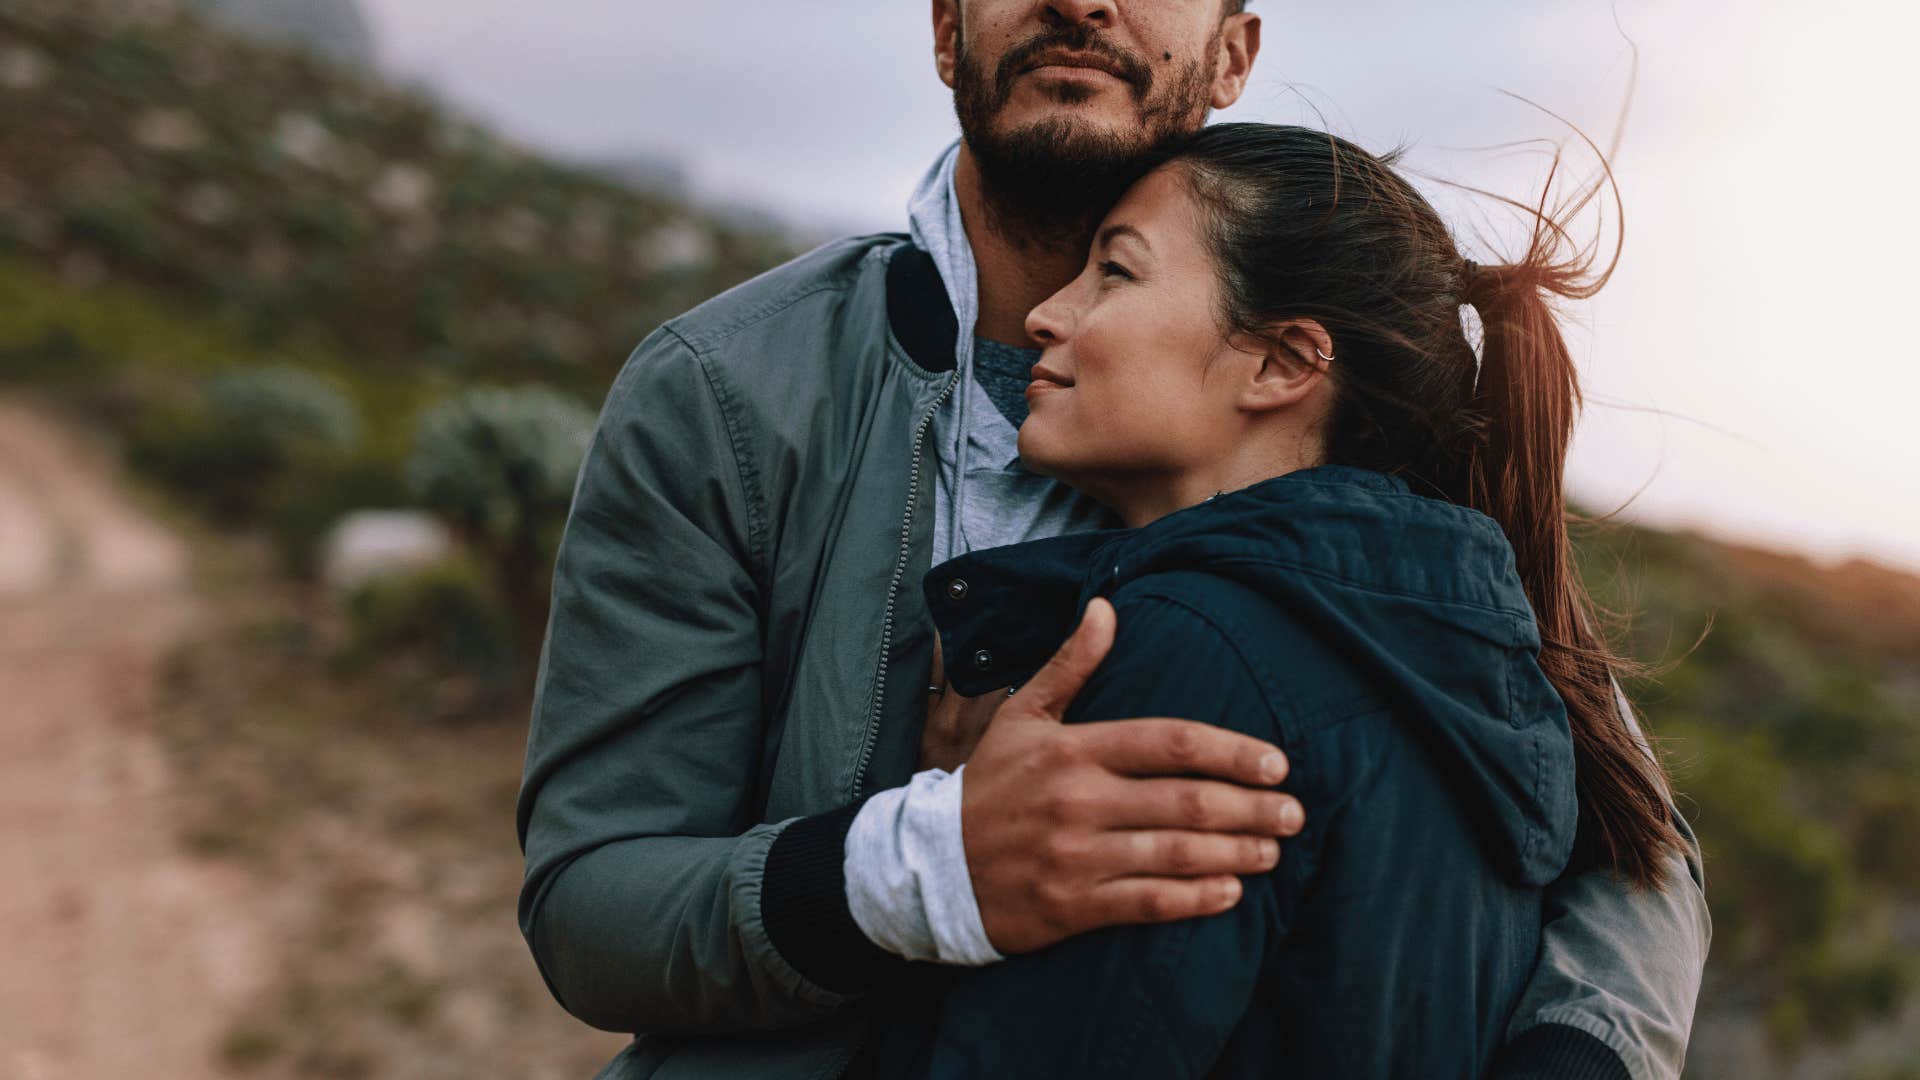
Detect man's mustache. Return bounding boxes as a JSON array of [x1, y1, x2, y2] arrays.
[[993, 26, 1154, 104]]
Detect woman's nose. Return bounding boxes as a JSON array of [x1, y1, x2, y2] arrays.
[[1025, 294, 1072, 347]]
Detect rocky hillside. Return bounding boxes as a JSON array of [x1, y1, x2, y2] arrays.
[[0, 0, 795, 405]]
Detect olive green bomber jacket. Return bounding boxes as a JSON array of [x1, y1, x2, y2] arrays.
[[514, 234, 1711, 1080]]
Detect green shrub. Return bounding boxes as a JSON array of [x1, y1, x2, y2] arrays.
[[404, 385, 591, 653], [343, 559, 515, 684], [130, 364, 362, 521]]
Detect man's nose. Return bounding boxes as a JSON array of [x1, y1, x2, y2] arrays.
[[1041, 0, 1114, 29]]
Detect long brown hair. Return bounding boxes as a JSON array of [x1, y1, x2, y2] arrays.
[[1169, 122, 1683, 888]]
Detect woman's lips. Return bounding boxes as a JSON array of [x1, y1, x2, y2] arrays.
[[1024, 379, 1068, 399]]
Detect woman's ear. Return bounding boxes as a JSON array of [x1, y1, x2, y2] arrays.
[[1236, 320, 1331, 413]]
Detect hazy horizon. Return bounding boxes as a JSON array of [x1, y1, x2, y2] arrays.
[[359, 0, 1920, 576]]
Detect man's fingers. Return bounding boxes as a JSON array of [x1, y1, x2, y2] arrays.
[[1013, 597, 1116, 720], [1080, 717, 1289, 787], [1082, 875, 1246, 926], [1087, 776, 1304, 836], [1087, 829, 1281, 879]]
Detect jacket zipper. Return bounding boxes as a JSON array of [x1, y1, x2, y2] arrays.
[[850, 370, 960, 800]]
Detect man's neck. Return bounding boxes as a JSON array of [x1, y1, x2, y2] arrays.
[[954, 145, 1095, 348]]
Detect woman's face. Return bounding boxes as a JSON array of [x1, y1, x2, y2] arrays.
[[1018, 164, 1256, 506]]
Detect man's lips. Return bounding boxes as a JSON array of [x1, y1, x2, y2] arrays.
[[1023, 51, 1127, 81]]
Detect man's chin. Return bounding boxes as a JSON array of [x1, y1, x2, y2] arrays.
[[989, 102, 1140, 148], [979, 113, 1155, 169]]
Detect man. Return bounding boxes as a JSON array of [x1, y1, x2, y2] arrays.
[[515, 2, 1710, 1078]]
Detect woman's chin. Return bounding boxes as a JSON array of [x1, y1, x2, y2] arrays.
[[1015, 423, 1063, 479]]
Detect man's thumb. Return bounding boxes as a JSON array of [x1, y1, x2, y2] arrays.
[[1013, 597, 1115, 721]]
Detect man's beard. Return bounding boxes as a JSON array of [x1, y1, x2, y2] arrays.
[[953, 22, 1217, 249]]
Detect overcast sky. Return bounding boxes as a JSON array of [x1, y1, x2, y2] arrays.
[[362, 0, 1920, 574]]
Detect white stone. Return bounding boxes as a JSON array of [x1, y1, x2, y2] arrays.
[[271, 111, 337, 170], [369, 163, 434, 215], [319, 510, 453, 591], [635, 219, 716, 274], [0, 44, 52, 91], [178, 181, 233, 226], [489, 207, 545, 254], [131, 107, 207, 153]]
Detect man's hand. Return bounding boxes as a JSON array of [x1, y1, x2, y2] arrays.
[[961, 597, 1304, 956]]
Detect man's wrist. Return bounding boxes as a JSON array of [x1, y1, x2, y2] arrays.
[[1488, 1023, 1633, 1080], [760, 793, 915, 995]]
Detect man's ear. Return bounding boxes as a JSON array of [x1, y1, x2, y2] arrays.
[[1210, 13, 1260, 110], [1237, 319, 1330, 414], [933, 0, 960, 89]]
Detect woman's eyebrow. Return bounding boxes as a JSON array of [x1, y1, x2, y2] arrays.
[[1097, 223, 1151, 252]]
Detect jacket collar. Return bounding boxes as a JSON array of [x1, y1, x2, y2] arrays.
[[886, 242, 958, 375], [920, 465, 1529, 697]]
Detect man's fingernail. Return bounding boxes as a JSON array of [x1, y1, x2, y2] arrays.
[[1280, 800, 1304, 833], [1260, 753, 1286, 781]]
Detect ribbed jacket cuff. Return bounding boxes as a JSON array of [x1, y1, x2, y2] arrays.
[[1488, 1024, 1632, 1080], [760, 797, 916, 995]]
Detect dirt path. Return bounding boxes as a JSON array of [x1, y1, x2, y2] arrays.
[[0, 398, 269, 1080]]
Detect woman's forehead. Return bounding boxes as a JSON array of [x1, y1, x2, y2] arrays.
[[1102, 167, 1209, 261]]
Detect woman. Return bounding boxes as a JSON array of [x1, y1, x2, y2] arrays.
[[862, 123, 1685, 1078]]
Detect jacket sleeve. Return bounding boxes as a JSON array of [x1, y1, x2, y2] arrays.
[[515, 326, 908, 1037], [904, 594, 1286, 1079], [1490, 697, 1712, 1080]]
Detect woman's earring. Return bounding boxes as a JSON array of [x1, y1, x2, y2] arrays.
[[1314, 345, 1336, 362]]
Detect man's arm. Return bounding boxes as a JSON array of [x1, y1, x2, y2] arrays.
[[1490, 699, 1712, 1080], [516, 326, 909, 1037]]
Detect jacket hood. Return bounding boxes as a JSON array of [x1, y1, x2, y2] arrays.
[[923, 465, 1578, 887]]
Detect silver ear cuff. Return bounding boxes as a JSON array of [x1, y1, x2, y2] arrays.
[[1315, 346, 1336, 362]]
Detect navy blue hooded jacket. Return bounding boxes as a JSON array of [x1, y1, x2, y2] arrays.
[[866, 464, 1579, 1079]]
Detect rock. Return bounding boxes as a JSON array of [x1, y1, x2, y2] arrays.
[[635, 219, 717, 274], [130, 107, 207, 153], [178, 181, 234, 226], [0, 43, 52, 92], [319, 511, 453, 591], [488, 207, 546, 254], [369, 163, 434, 216], [271, 111, 337, 171]]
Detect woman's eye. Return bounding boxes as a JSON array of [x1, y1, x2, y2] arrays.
[[1098, 259, 1134, 281]]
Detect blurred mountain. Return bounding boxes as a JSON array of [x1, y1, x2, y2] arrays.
[[183, 0, 377, 69], [577, 150, 690, 198]]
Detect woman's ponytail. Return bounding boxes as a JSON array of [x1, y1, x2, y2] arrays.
[[1453, 240, 1685, 889]]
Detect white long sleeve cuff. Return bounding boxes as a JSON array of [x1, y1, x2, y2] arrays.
[[843, 763, 1005, 966]]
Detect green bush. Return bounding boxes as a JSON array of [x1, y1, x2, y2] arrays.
[[343, 559, 515, 684], [404, 385, 592, 653], [130, 364, 362, 521]]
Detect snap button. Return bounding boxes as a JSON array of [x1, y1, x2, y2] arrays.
[[946, 578, 969, 601], [972, 648, 993, 670]]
